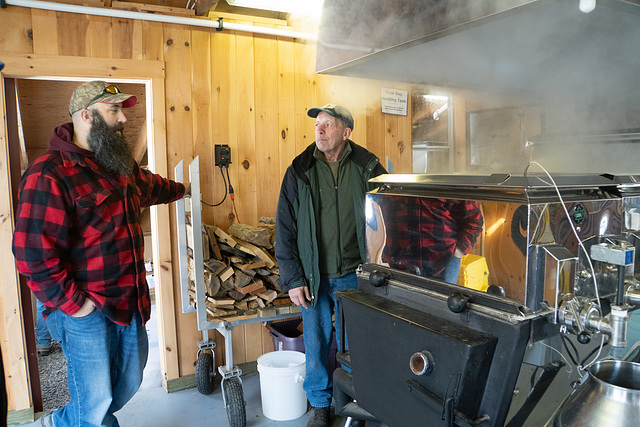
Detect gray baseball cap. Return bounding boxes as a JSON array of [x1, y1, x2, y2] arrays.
[[69, 81, 136, 116], [307, 103, 354, 130]]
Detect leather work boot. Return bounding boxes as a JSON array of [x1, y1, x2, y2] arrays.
[[307, 406, 330, 427]]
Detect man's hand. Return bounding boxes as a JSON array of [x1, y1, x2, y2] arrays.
[[289, 286, 312, 309], [454, 247, 465, 258], [183, 182, 191, 197], [72, 298, 96, 317]]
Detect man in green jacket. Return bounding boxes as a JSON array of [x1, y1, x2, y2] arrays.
[[275, 104, 387, 427]]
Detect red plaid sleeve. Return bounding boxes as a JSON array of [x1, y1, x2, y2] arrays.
[[135, 166, 185, 208], [12, 170, 86, 316]]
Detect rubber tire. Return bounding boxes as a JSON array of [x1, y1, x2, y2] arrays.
[[223, 378, 246, 427], [195, 351, 216, 395]]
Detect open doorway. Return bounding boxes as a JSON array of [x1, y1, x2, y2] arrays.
[[4, 76, 160, 412]]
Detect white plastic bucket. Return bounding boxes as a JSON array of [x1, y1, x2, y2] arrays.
[[257, 350, 307, 421]]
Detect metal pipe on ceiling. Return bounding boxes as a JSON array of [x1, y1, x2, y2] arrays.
[[5, 0, 318, 40]]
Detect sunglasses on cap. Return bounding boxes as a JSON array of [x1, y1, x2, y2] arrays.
[[84, 84, 122, 110]]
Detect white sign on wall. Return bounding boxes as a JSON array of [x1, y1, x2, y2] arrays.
[[381, 88, 408, 116]]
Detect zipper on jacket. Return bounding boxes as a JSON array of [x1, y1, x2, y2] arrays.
[[334, 164, 342, 275]]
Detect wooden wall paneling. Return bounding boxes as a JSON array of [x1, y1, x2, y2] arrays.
[[163, 23, 199, 377], [276, 34, 296, 182], [141, 21, 164, 62], [190, 28, 215, 226], [210, 28, 237, 368], [231, 326, 247, 364], [293, 40, 317, 155], [244, 322, 265, 362], [88, 16, 114, 58], [149, 74, 181, 385], [365, 88, 386, 165], [211, 28, 237, 232], [231, 21, 258, 365], [395, 95, 412, 173], [0, 76, 32, 416], [234, 21, 257, 226], [15, 80, 74, 164], [113, 17, 135, 59], [56, 12, 90, 57], [131, 20, 144, 60], [30, 9, 59, 55], [384, 113, 400, 173], [254, 31, 279, 220], [0, 7, 33, 54]]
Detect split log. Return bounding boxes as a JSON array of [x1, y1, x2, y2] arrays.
[[204, 224, 222, 260], [234, 269, 253, 289], [212, 226, 238, 247], [205, 259, 226, 276], [237, 280, 265, 295], [218, 266, 234, 282], [257, 307, 277, 317], [248, 285, 267, 295], [257, 289, 277, 304], [259, 217, 276, 225], [227, 289, 246, 301], [221, 276, 236, 291], [273, 297, 293, 306], [228, 223, 272, 248], [204, 269, 221, 297], [233, 260, 266, 270], [234, 238, 276, 268]]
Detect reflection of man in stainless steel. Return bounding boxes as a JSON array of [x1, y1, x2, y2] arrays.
[[381, 197, 483, 283]]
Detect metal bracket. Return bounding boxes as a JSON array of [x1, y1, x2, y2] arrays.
[[216, 17, 224, 31]]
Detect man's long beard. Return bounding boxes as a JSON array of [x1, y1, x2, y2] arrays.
[[87, 110, 135, 176]]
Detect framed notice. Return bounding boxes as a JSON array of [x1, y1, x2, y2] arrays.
[[381, 88, 408, 116]]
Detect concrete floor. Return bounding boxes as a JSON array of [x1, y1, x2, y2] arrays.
[[19, 303, 353, 427]]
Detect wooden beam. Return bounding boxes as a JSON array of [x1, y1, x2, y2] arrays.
[[134, 117, 148, 164], [195, 0, 219, 16], [0, 75, 32, 414], [111, 1, 197, 17]]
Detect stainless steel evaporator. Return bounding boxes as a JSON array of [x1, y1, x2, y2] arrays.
[[333, 173, 640, 427]]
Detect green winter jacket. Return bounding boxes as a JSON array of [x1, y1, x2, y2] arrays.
[[275, 140, 387, 305]]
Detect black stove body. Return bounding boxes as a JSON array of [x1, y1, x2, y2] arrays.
[[334, 174, 640, 427]]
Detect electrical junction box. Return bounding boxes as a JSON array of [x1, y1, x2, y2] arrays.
[[215, 144, 231, 166]]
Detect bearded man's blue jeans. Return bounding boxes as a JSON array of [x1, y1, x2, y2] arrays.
[[45, 309, 148, 427], [301, 272, 357, 408]]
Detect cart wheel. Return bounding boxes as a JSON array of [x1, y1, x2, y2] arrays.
[[223, 378, 246, 427], [196, 351, 216, 395]]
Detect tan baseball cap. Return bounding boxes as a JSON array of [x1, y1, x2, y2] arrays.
[[307, 103, 354, 130], [69, 81, 136, 116]]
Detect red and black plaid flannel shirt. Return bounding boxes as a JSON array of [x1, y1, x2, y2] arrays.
[[12, 123, 185, 325], [381, 196, 483, 277]]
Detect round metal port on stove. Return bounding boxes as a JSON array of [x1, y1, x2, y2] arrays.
[[410, 351, 434, 376]]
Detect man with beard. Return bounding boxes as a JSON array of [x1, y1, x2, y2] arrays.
[[12, 81, 189, 427]]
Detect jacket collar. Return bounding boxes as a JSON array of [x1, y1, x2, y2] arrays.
[[48, 122, 97, 169]]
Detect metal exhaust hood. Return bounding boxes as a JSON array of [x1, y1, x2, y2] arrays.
[[316, 0, 640, 103]]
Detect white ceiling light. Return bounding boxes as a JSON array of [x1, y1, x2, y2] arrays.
[[226, 0, 324, 17]]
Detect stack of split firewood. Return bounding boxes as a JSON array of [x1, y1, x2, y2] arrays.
[[186, 217, 300, 322]]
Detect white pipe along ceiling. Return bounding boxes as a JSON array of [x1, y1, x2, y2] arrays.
[[4, 0, 318, 40]]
